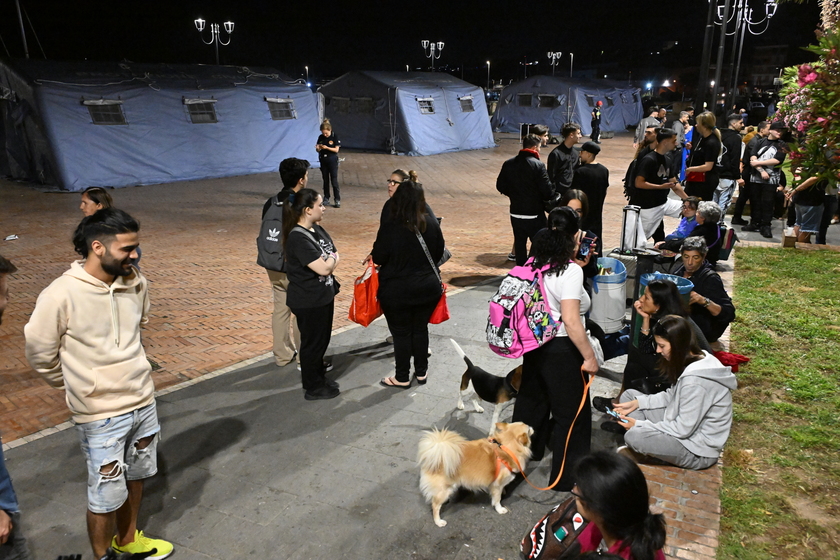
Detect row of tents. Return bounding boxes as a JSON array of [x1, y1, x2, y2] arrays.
[[0, 59, 642, 191]]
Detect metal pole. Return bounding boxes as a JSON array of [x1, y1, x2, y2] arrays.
[[486, 61, 490, 91], [15, 0, 29, 59], [214, 25, 220, 65], [570, 53, 574, 78], [713, 0, 733, 114], [732, 17, 748, 108], [725, 1, 742, 108], [696, 0, 717, 110]]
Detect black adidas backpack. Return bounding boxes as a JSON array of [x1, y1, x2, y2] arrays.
[[256, 195, 285, 272]]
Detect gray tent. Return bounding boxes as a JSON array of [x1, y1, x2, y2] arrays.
[[318, 71, 495, 156], [490, 75, 643, 136], [0, 59, 321, 191]]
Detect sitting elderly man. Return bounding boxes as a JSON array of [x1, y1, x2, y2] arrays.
[[673, 236, 735, 350]]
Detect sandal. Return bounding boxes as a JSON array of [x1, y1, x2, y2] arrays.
[[379, 376, 411, 389], [414, 373, 428, 385]]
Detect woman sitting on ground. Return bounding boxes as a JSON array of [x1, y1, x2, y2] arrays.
[[572, 450, 666, 560], [612, 315, 737, 469]]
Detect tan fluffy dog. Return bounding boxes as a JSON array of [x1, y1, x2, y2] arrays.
[[417, 422, 533, 527]]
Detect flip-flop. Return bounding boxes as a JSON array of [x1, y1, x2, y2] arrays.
[[379, 377, 411, 389], [414, 373, 428, 385]]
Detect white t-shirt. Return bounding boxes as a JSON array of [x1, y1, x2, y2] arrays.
[[543, 262, 590, 337]]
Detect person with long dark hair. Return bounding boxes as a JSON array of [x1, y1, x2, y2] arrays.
[[79, 187, 114, 217], [371, 180, 444, 388], [613, 315, 737, 469], [282, 188, 340, 400], [511, 206, 599, 491], [572, 451, 667, 560]]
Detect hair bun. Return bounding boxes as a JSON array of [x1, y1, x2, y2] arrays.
[[408, 170, 419, 182]]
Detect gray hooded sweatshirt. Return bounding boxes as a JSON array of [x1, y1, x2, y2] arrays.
[[635, 351, 737, 458]]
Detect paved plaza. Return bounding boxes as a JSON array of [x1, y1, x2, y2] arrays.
[[3, 131, 838, 559]]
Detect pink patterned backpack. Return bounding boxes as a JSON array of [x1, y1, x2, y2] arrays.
[[487, 258, 561, 359]]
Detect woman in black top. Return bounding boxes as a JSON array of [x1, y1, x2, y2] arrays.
[[282, 188, 341, 400], [685, 112, 722, 202], [371, 181, 445, 388], [316, 118, 341, 207]]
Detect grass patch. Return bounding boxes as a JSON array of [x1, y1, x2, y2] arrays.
[[719, 247, 840, 559]]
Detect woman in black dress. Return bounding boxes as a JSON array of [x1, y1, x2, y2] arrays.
[[372, 180, 444, 388], [282, 188, 341, 400]]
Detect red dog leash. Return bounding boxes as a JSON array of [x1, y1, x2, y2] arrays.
[[491, 367, 594, 492]]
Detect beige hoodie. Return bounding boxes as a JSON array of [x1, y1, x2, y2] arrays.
[[25, 261, 154, 424]]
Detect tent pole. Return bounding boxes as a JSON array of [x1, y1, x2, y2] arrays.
[[15, 0, 29, 59]]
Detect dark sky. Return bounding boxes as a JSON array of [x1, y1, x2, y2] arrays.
[[0, 0, 823, 85]]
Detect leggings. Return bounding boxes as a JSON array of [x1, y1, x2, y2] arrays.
[[320, 157, 340, 201]]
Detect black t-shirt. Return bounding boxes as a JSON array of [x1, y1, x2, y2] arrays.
[[687, 133, 722, 188], [285, 224, 337, 309], [571, 162, 609, 238], [317, 133, 340, 161], [630, 151, 670, 209], [793, 179, 827, 207]]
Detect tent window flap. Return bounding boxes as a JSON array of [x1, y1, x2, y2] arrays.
[[459, 96, 474, 112], [332, 97, 350, 113], [584, 95, 596, 107], [417, 98, 435, 114], [517, 93, 532, 107], [538, 94, 559, 108], [183, 98, 218, 123], [352, 97, 375, 114], [266, 98, 297, 120], [82, 98, 126, 125], [606, 96, 615, 107]]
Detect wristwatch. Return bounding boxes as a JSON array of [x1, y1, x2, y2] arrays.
[[703, 297, 711, 308]]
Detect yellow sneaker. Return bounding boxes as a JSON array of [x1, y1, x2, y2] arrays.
[[111, 530, 174, 559]]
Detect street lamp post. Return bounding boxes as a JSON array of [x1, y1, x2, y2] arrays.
[[421, 40, 444, 71], [547, 52, 562, 76], [305, 65, 309, 84], [486, 60, 491, 90], [569, 52, 574, 78], [195, 18, 234, 65]]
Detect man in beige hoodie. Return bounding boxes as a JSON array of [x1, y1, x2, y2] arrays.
[[25, 209, 172, 560]]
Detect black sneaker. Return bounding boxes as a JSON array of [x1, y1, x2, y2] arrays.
[[325, 378, 339, 389], [304, 385, 340, 400], [730, 217, 748, 226], [592, 396, 616, 413], [760, 226, 773, 238], [741, 223, 760, 232], [600, 421, 627, 434], [334, 200, 341, 208]]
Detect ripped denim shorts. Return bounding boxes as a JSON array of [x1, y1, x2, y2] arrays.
[[76, 402, 160, 513]]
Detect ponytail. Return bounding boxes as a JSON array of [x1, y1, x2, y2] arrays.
[[320, 118, 332, 132], [620, 512, 666, 560], [282, 188, 320, 254]]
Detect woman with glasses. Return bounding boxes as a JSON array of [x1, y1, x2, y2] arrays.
[[571, 450, 666, 560], [379, 169, 437, 224], [612, 315, 736, 470]]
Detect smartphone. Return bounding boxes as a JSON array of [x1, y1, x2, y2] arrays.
[[605, 408, 629, 423], [576, 234, 596, 260]]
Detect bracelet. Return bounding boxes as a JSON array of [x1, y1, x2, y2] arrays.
[[641, 328, 650, 334]]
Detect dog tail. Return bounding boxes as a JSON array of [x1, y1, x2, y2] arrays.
[[417, 428, 465, 478], [450, 338, 474, 368]]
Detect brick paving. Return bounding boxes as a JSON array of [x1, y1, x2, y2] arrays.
[[1, 131, 774, 560]]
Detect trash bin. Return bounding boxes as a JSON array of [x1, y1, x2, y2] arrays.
[[590, 257, 627, 334], [632, 272, 694, 345]]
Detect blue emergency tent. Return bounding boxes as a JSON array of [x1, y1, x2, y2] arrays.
[[0, 59, 321, 191], [318, 71, 495, 156], [490, 75, 643, 136]]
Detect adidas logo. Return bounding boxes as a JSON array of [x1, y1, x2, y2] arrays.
[[266, 228, 280, 242]]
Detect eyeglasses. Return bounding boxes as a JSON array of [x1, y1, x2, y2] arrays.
[[570, 485, 585, 501], [387, 180, 400, 185]]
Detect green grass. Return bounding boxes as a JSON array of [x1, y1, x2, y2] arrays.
[[719, 247, 840, 559]]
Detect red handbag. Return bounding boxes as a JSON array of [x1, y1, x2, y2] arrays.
[[686, 171, 706, 182], [347, 263, 382, 327], [429, 283, 450, 324]]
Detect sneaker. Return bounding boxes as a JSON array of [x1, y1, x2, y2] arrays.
[[741, 223, 760, 232], [507, 253, 516, 262], [111, 530, 173, 559], [325, 378, 340, 389], [297, 360, 333, 372], [730, 217, 748, 226], [304, 385, 340, 400], [592, 396, 616, 413], [334, 200, 341, 208], [760, 226, 773, 238], [323, 197, 330, 206]]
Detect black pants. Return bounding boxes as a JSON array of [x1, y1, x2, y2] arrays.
[[685, 180, 716, 202], [590, 122, 600, 143], [753, 183, 778, 227], [511, 214, 546, 266], [290, 301, 334, 391], [732, 180, 752, 219], [381, 298, 438, 383], [817, 194, 839, 245], [320, 157, 340, 201], [512, 336, 590, 492]]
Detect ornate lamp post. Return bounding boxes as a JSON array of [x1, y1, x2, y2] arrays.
[[195, 18, 234, 65], [421, 40, 445, 71], [547, 52, 562, 76]]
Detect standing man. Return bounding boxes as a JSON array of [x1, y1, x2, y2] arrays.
[[497, 134, 555, 266], [731, 121, 769, 226], [572, 141, 609, 246], [259, 158, 308, 367], [632, 128, 685, 240], [547, 123, 581, 198], [25, 210, 173, 560], [669, 111, 690, 179], [590, 101, 602, 144], [743, 121, 787, 238], [714, 114, 745, 220], [0, 255, 32, 560], [634, 106, 661, 149]]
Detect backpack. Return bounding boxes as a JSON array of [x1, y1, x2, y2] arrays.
[[623, 158, 640, 201], [717, 223, 738, 261], [520, 496, 589, 560], [487, 258, 562, 359], [256, 195, 285, 272]]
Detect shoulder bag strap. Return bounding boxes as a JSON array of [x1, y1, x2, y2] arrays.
[[415, 228, 443, 286], [291, 225, 326, 258]]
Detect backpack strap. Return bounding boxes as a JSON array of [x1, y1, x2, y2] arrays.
[[290, 225, 326, 258]]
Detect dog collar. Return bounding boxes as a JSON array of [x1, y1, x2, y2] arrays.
[[489, 438, 517, 478]]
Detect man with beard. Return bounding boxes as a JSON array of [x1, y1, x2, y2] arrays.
[[1, 256, 34, 560], [25, 209, 173, 560]]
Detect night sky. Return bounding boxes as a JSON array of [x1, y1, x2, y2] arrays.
[[0, 0, 823, 86]]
